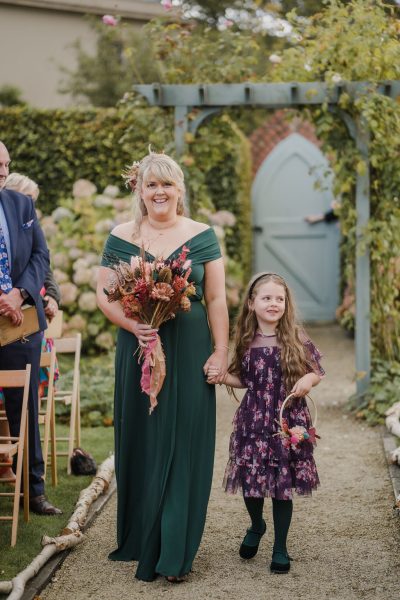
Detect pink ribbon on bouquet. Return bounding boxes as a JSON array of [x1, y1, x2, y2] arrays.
[[140, 334, 166, 414]]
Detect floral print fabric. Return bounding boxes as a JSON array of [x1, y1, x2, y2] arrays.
[[223, 337, 325, 500]]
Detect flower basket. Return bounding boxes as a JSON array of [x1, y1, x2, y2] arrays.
[[277, 393, 320, 449]]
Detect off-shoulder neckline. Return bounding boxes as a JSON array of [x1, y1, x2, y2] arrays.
[[108, 227, 212, 260]]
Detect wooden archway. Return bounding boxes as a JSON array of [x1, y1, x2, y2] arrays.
[[135, 81, 400, 396]]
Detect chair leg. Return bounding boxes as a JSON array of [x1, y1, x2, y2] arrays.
[[67, 393, 77, 476], [42, 406, 50, 482], [50, 397, 57, 487], [23, 422, 30, 522], [11, 422, 25, 546], [76, 382, 81, 448]]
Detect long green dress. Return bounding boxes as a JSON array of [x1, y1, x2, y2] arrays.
[[101, 227, 221, 581]]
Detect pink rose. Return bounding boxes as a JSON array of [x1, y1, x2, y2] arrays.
[[102, 15, 117, 26], [161, 0, 173, 10]]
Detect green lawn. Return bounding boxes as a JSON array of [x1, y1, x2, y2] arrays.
[[0, 425, 114, 582]]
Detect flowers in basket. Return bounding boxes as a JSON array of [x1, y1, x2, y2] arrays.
[[104, 245, 195, 414], [278, 418, 320, 450]]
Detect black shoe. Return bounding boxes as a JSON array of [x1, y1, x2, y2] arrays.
[[29, 494, 63, 515], [239, 520, 266, 559], [270, 551, 291, 574]]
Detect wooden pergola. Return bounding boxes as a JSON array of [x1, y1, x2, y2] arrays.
[[135, 81, 400, 395]]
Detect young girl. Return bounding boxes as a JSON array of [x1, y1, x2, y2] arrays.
[[208, 272, 324, 574]]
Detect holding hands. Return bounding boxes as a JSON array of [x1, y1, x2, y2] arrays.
[[203, 348, 228, 385]]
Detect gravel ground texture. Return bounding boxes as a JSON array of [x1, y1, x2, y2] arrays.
[[41, 325, 400, 600]]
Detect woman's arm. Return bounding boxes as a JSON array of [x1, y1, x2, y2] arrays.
[[202, 257, 229, 383], [96, 266, 158, 345], [207, 368, 246, 389]]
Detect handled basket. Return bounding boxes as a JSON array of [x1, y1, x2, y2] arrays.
[[277, 393, 319, 448]]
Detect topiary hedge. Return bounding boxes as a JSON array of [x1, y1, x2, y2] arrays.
[[0, 104, 252, 351]]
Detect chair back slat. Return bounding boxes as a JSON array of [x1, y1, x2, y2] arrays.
[[0, 370, 30, 388]]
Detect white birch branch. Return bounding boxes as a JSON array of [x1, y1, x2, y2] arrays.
[[385, 402, 400, 465], [0, 455, 114, 600]]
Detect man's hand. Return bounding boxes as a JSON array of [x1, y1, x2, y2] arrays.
[[0, 288, 24, 326]]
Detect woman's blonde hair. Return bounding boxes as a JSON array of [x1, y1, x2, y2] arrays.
[[5, 172, 39, 201], [229, 272, 309, 392], [125, 151, 186, 237]]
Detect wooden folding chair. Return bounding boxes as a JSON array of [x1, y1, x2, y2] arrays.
[[44, 310, 63, 339], [38, 346, 57, 487], [0, 364, 31, 546], [53, 334, 81, 475]]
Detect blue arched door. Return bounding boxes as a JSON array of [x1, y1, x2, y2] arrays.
[[252, 133, 340, 321]]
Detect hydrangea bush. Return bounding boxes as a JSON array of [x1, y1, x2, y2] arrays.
[[46, 181, 241, 354]]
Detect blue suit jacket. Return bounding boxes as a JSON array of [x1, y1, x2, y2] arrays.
[[0, 189, 50, 331]]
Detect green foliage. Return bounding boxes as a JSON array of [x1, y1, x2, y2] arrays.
[[348, 359, 400, 425], [0, 105, 174, 213], [0, 424, 114, 578], [59, 18, 160, 107], [145, 19, 265, 83], [56, 353, 115, 426], [0, 85, 26, 107], [0, 102, 251, 351], [270, 0, 400, 419]]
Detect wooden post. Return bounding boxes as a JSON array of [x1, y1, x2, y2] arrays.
[[354, 119, 371, 395], [174, 105, 188, 158]]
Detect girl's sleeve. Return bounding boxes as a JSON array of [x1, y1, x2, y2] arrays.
[[303, 339, 325, 377]]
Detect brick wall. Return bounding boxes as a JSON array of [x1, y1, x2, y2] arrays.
[[249, 110, 320, 175]]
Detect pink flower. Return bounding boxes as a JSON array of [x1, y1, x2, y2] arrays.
[[161, 0, 173, 10], [102, 15, 117, 26]]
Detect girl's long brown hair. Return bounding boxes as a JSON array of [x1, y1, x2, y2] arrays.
[[229, 272, 310, 392]]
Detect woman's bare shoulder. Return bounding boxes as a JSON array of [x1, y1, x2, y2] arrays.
[[182, 217, 210, 236], [111, 221, 135, 242]]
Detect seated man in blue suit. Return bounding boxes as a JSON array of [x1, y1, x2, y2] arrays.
[[0, 141, 61, 515]]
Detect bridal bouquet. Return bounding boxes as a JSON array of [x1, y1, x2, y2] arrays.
[[105, 246, 195, 414]]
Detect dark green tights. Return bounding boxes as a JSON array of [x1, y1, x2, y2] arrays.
[[243, 496, 293, 564]]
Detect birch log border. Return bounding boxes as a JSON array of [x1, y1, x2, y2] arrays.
[[0, 455, 114, 600], [385, 402, 400, 511]]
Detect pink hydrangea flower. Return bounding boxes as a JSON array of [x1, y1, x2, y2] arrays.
[[161, 0, 173, 10], [102, 15, 117, 26]]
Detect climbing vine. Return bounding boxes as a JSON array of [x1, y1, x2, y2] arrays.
[[268, 0, 400, 419]]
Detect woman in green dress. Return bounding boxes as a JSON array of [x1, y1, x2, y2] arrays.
[[97, 151, 229, 582]]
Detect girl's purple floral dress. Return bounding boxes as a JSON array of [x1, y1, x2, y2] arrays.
[[223, 333, 325, 500]]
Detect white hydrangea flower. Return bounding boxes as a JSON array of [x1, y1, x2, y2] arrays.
[[60, 282, 79, 306], [52, 253, 70, 270], [269, 54, 282, 64], [69, 248, 84, 260], [73, 268, 92, 286], [66, 314, 87, 331], [72, 179, 97, 199], [95, 331, 114, 349], [94, 195, 113, 208], [51, 207, 74, 223], [95, 219, 114, 234], [103, 185, 119, 198], [78, 291, 97, 312], [41, 217, 58, 238], [53, 268, 69, 283]]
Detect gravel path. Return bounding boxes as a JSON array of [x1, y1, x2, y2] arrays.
[[42, 326, 400, 600]]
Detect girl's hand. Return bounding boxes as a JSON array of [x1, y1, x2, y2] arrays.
[[206, 365, 221, 384], [203, 349, 228, 384], [291, 373, 315, 397], [131, 321, 158, 347]]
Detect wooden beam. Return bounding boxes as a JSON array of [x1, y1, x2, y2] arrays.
[[134, 81, 400, 108]]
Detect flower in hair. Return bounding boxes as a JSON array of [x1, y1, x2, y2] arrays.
[[122, 161, 141, 191]]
